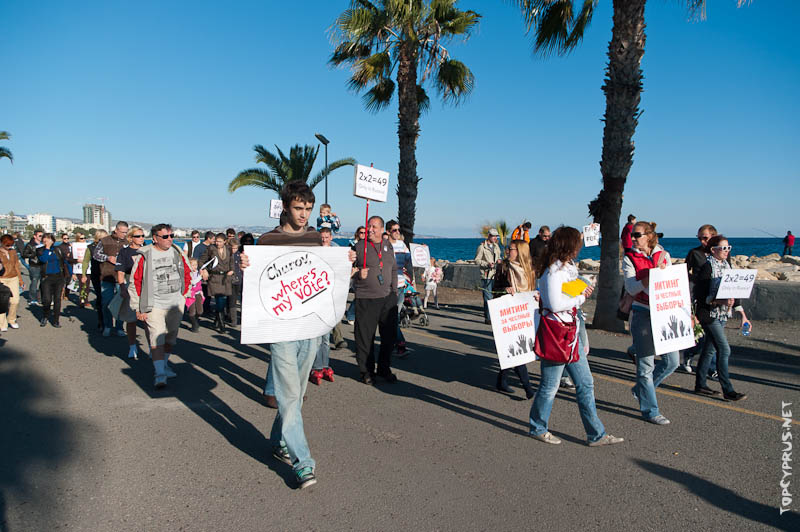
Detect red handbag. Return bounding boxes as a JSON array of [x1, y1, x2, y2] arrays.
[[534, 307, 579, 364]]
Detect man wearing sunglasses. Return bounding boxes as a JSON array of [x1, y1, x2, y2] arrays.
[[128, 223, 191, 389], [94, 221, 129, 337]]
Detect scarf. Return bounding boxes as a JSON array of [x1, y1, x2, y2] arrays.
[[709, 256, 732, 321], [508, 260, 530, 292]]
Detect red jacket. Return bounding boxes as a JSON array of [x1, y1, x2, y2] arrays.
[[625, 248, 665, 307], [621, 223, 634, 250]]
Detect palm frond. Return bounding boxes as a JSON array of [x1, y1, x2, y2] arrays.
[[0, 131, 10, 141], [417, 85, 430, 114], [330, 41, 372, 65], [534, 0, 573, 55], [350, 51, 392, 89], [362, 77, 396, 112], [307, 157, 357, 190], [0, 147, 13, 163], [434, 59, 474, 103], [564, 0, 596, 51], [228, 168, 280, 193]]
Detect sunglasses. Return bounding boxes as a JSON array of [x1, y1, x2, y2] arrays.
[[156, 233, 175, 239], [631, 231, 651, 238], [391, 229, 400, 233], [509, 247, 518, 252], [712, 245, 732, 251], [131, 234, 145, 238]]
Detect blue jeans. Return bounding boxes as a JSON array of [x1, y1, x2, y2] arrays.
[[529, 354, 606, 443], [313, 330, 331, 370], [481, 278, 494, 321], [345, 299, 356, 321], [28, 266, 42, 302], [396, 287, 406, 344], [268, 336, 323, 472], [696, 319, 735, 394], [263, 362, 274, 395], [630, 308, 679, 419], [101, 281, 124, 331]]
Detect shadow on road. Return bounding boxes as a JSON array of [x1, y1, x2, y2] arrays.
[[634, 459, 799, 531], [0, 347, 88, 532]]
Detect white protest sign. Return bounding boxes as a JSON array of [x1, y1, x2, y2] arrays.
[[409, 243, 430, 268], [269, 199, 284, 219], [715, 269, 757, 299], [240, 246, 352, 344], [353, 164, 390, 202], [583, 223, 600, 247], [488, 292, 540, 370], [71, 242, 88, 275], [649, 264, 695, 355]]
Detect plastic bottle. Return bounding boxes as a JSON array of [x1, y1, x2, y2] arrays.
[[741, 322, 751, 337]]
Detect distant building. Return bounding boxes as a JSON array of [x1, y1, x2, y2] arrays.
[[0, 215, 27, 233], [27, 213, 56, 233], [55, 218, 75, 233], [83, 203, 111, 230]]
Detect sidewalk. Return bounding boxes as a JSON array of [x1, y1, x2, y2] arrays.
[[1, 284, 798, 531]]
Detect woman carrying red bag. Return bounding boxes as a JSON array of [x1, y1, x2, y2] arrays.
[[528, 227, 624, 447]]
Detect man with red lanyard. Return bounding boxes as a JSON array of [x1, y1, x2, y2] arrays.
[[353, 215, 399, 385]]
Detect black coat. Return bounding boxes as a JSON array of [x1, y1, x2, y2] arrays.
[[693, 260, 741, 325]]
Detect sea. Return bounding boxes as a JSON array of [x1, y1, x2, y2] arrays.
[[330, 237, 786, 263], [167, 237, 784, 263]]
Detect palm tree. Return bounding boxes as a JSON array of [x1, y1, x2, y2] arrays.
[[330, 0, 480, 244], [0, 131, 13, 163], [228, 144, 355, 195], [515, 0, 747, 332]]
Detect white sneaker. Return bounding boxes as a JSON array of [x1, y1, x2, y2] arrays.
[[532, 431, 562, 445], [154, 374, 167, 389], [103, 327, 111, 337], [589, 434, 625, 447], [0, 326, 7, 332], [164, 363, 176, 378], [9, 323, 19, 329]]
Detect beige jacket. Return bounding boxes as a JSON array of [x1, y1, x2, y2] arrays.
[[474, 240, 502, 280]]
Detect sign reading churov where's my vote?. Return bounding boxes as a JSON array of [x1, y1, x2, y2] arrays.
[[648, 264, 695, 356], [488, 292, 540, 370], [240, 246, 353, 344]]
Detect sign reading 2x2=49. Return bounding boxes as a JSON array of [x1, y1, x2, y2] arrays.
[[353, 164, 390, 202]]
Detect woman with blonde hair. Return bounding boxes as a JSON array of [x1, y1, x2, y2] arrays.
[[116, 226, 145, 359], [82, 229, 108, 329], [493, 239, 537, 399], [624, 221, 679, 425]]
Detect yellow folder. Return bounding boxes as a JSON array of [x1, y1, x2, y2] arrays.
[[562, 278, 588, 298]]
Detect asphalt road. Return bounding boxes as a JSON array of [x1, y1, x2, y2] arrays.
[[1, 286, 799, 531]]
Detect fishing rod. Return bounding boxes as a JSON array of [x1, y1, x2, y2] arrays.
[[752, 228, 782, 238]]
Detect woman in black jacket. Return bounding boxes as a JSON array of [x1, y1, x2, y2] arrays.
[[693, 234, 749, 401], [37, 233, 73, 327]]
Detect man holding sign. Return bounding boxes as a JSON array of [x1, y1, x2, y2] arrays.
[[247, 181, 356, 490]]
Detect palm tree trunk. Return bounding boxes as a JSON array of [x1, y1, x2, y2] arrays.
[[590, 0, 646, 332], [396, 42, 420, 244]]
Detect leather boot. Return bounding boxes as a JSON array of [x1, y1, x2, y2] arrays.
[[496, 370, 513, 394], [215, 311, 225, 333], [190, 315, 200, 332]]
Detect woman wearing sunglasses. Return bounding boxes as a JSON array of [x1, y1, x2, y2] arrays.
[[679, 224, 718, 374], [623, 221, 679, 425], [693, 235, 749, 401], [116, 226, 146, 360]]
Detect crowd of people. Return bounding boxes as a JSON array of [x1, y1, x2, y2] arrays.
[[0, 193, 764, 489]]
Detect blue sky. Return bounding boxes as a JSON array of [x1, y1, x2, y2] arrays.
[[2, 0, 798, 237]]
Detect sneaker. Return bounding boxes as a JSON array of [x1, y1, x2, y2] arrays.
[[52, 321, 61, 328], [296, 467, 317, 489], [0, 326, 6, 332], [40, 317, 47, 327], [115, 329, 126, 337], [103, 327, 111, 337], [346, 320, 354, 325], [322, 367, 334, 382], [723, 391, 747, 402], [560, 376, 575, 389], [309, 370, 323, 385], [677, 362, 693, 374], [164, 363, 176, 378], [588, 434, 625, 447], [531, 431, 562, 445], [154, 374, 167, 389], [631, 386, 639, 401], [128, 347, 138, 360], [272, 445, 293, 466], [646, 415, 670, 425], [708, 371, 718, 381], [9, 323, 19, 329], [694, 386, 720, 396], [29, 300, 39, 306]]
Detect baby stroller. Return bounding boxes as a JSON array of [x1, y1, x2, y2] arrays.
[[399, 285, 429, 328]]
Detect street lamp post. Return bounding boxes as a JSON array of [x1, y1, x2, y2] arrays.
[[315, 133, 330, 204]]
